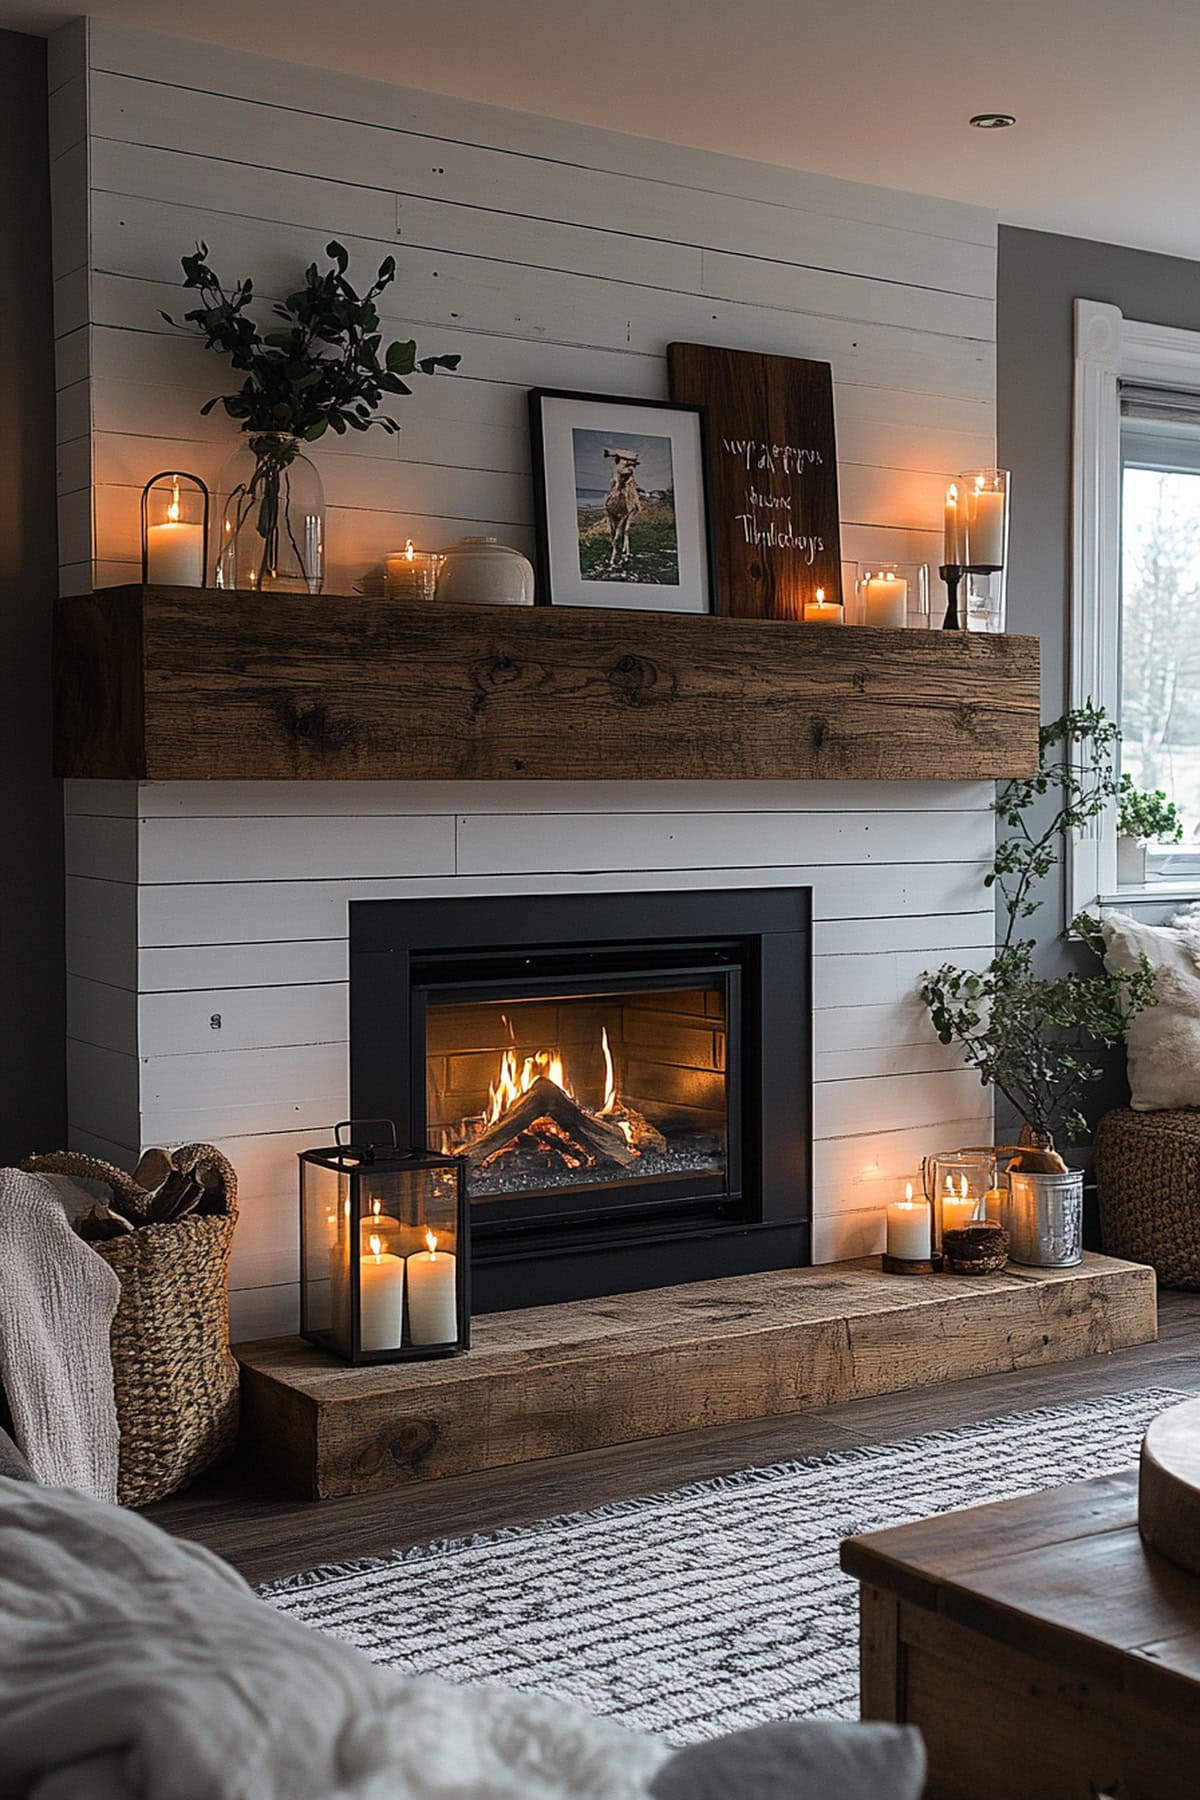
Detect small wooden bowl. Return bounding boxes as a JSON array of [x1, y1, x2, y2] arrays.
[[942, 1222, 1009, 1275]]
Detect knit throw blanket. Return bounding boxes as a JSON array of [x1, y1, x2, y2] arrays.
[[0, 1168, 120, 1501]]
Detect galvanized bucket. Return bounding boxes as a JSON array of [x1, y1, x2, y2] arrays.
[[1005, 1169, 1084, 1267]]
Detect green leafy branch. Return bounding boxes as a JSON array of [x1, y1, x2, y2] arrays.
[[161, 240, 459, 441], [1117, 773, 1184, 844], [921, 706, 1155, 1149]]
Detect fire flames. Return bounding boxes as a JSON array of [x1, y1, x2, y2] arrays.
[[444, 1025, 661, 1174]]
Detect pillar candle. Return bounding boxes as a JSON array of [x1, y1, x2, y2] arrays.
[[943, 484, 963, 565], [942, 1175, 981, 1235], [147, 519, 205, 586], [886, 1183, 932, 1261], [802, 587, 845, 625], [861, 571, 908, 628], [406, 1230, 458, 1344], [358, 1234, 406, 1353], [965, 479, 1006, 567]]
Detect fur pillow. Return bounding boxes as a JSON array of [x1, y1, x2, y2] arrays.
[[1102, 905, 1200, 1110]]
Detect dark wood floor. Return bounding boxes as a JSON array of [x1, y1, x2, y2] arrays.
[[149, 1291, 1200, 1587]]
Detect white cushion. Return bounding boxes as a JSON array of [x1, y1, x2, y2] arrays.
[[1102, 905, 1200, 1110]]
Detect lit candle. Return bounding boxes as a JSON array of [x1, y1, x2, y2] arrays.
[[965, 474, 1006, 568], [802, 586, 845, 625], [406, 1228, 458, 1345], [983, 1185, 1008, 1222], [942, 1173, 981, 1235], [886, 1182, 932, 1262], [146, 477, 205, 586], [360, 1196, 402, 1254], [359, 1232, 406, 1353], [386, 539, 440, 601], [943, 483, 963, 565], [860, 569, 908, 628]]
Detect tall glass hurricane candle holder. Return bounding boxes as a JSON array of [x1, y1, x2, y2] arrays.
[[959, 468, 1010, 633], [300, 1122, 469, 1365]]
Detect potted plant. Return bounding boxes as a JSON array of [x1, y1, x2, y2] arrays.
[[1116, 774, 1183, 887], [921, 707, 1156, 1264], [165, 241, 459, 594]]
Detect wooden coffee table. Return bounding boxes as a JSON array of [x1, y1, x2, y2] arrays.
[[841, 1471, 1200, 1799]]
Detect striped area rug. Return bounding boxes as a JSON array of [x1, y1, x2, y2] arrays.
[[262, 1388, 1181, 1743]]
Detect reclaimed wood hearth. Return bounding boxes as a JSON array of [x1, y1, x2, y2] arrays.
[[237, 1255, 1155, 1500], [54, 585, 1040, 783]]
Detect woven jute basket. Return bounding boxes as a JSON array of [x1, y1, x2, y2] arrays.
[[1095, 1108, 1200, 1289], [22, 1146, 240, 1506]]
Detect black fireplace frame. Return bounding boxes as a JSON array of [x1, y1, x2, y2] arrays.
[[350, 887, 811, 1311]]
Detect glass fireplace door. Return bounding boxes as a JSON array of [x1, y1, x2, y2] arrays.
[[419, 967, 738, 1229]]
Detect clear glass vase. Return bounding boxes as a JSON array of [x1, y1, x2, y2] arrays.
[[215, 432, 325, 594]]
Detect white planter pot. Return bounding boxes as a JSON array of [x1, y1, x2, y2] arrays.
[[1117, 835, 1147, 887]]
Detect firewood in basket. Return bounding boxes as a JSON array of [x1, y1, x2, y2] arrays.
[[75, 1200, 137, 1242], [142, 1170, 206, 1223], [462, 1076, 638, 1172]]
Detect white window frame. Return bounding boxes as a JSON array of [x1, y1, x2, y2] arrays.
[[1070, 298, 1200, 914]]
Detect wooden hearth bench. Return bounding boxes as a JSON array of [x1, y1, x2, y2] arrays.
[[236, 1254, 1155, 1500]]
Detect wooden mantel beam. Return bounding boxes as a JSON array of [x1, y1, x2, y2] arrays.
[[54, 585, 1040, 783]]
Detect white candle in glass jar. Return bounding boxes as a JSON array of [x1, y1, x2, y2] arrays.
[[861, 570, 908, 628], [941, 1175, 981, 1235], [358, 1234, 406, 1353], [886, 1183, 932, 1261], [406, 1230, 458, 1345], [965, 477, 1006, 567], [802, 586, 844, 625]]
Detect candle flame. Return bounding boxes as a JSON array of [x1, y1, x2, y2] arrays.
[[167, 475, 181, 523], [904, 1181, 913, 1203], [974, 473, 986, 493], [371, 1198, 382, 1221], [424, 1228, 438, 1256], [944, 1174, 954, 1194], [947, 482, 958, 504], [960, 1174, 968, 1199], [815, 587, 825, 603], [368, 1233, 383, 1259], [405, 538, 415, 560]]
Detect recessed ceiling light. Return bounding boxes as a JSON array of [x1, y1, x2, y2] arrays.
[[969, 112, 1016, 129]]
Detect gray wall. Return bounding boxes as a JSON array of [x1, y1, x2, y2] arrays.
[[0, 29, 64, 1161], [998, 223, 1200, 906], [996, 226, 1200, 1143]]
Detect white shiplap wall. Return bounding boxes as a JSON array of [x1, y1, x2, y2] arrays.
[[50, 20, 997, 1339]]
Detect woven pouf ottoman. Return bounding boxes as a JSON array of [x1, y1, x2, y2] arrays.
[[1095, 1108, 1200, 1287]]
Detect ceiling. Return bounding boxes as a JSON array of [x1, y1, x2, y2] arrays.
[[7, 0, 1200, 261]]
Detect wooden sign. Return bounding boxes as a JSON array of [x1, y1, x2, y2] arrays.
[[667, 343, 843, 619]]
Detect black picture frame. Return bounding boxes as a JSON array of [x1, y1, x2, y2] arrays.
[[528, 388, 718, 612]]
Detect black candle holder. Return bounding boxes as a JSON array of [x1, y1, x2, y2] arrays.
[[938, 563, 1003, 631]]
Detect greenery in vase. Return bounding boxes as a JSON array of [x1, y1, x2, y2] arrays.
[[164, 239, 460, 440], [1117, 773, 1183, 844], [162, 239, 459, 587], [921, 707, 1156, 1150]]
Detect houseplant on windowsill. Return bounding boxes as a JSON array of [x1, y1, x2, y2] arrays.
[[1116, 774, 1183, 887], [165, 240, 459, 594], [921, 707, 1156, 1264]]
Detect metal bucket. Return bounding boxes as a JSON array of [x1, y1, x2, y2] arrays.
[[1005, 1169, 1084, 1267]]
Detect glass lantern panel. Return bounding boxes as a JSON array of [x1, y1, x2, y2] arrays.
[[301, 1157, 353, 1356], [922, 1150, 997, 1244], [359, 1164, 461, 1351]]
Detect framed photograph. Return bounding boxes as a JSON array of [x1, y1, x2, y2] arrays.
[[528, 389, 715, 612]]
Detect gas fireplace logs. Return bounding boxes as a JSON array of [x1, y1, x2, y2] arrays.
[[462, 1075, 639, 1173]]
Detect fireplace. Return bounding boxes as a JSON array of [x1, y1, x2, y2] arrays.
[[350, 888, 811, 1310]]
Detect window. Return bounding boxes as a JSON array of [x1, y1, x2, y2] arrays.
[[1119, 395, 1200, 883], [1070, 301, 1200, 910]]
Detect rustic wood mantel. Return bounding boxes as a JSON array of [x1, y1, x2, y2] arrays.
[[54, 585, 1041, 782]]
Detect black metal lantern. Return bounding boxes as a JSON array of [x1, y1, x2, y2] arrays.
[[299, 1121, 469, 1365], [140, 470, 210, 587]]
